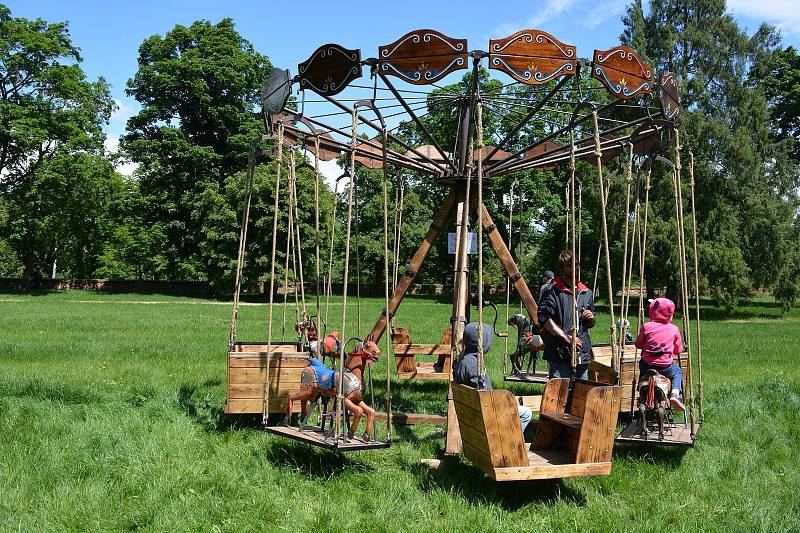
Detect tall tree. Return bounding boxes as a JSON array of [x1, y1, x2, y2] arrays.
[[0, 4, 114, 281], [123, 18, 271, 281], [621, 0, 797, 308]]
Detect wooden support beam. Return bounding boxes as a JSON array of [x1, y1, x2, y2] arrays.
[[479, 203, 539, 320], [367, 188, 457, 342]]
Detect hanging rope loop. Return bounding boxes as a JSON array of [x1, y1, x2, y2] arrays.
[[592, 110, 619, 375], [476, 99, 485, 379]]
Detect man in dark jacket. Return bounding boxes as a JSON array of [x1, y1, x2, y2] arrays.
[[453, 322, 532, 431], [538, 250, 595, 379]]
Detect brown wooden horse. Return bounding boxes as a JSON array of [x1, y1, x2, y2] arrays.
[[637, 369, 671, 440], [285, 340, 381, 440]]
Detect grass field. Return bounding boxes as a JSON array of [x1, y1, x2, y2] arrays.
[[1, 290, 799, 531]]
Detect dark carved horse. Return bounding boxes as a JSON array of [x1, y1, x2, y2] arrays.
[[507, 313, 544, 374], [285, 340, 380, 440], [637, 368, 672, 440]]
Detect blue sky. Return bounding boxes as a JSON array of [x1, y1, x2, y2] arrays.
[[5, 0, 799, 176]]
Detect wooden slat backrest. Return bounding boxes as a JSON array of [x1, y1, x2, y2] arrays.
[[452, 383, 528, 472], [487, 390, 528, 467], [539, 378, 571, 414], [575, 385, 621, 464], [228, 352, 310, 398], [568, 381, 596, 418], [452, 383, 494, 474]]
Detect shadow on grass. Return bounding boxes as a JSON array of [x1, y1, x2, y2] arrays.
[[612, 442, 689, 466], [178, 380, 260, 432], [262, 440, 373, 479], [411, 455, 587, 510]]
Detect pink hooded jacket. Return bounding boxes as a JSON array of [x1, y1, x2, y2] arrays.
[[635, 298, 684, 367]]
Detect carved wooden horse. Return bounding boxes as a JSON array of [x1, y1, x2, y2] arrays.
[[507, 313, 544, 374], [285, 340, 381, 440], [637, 368, 672, 440]]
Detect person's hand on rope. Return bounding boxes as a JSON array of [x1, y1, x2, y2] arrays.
[[566, 334, 583, 350]]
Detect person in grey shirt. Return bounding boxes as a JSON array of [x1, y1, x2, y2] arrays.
[[453, 322, 532, 431]]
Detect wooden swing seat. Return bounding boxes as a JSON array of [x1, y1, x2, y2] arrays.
[[393, 328, 451, 381], [224, 342, 310, 414], [264, 425, 390, 452], [452, 378, 621, 481]]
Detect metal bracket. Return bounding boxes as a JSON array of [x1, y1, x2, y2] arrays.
[[405, 268, 417, 277], [382, 308, 395, 319], [485, 223, 496, 234], [509, 273, 522, 283], [450, 315, 467, 324]]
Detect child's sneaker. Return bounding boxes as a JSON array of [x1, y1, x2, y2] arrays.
[[670, 393, 685, 412]]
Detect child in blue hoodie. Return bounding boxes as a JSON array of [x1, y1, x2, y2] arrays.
[[453, 322, 532, 432]]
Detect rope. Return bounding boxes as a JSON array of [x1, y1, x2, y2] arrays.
[[286, 155, 302, 329], [335, 107, 358, 441], [453, 105, 475, 371], [503, 179, 516, 374], [618, 144, 634, 361], [313, 135, 322, 330], [289, 152, 307, 320], [381, 123, 394, 442], [228, 143, 257, 348], [592, 110, 619, 376], [569, 130, 578, 370], [673, 131, 696, 435], [592, 172, 611, 296], [578, 179, 583, 280], [264, 124, 284, 424], [689, 151, 704, 423], [393, 182, 405, 289], [476, 100, 485, 379], [630, 160, 651, 411], [324, 174, 341, 327], [280, 192, 292, 338], [565, 181, 571, 246]]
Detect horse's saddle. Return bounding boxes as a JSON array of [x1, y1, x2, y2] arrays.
[[304, 358, 361, 397], [638, 369, 671, 408]]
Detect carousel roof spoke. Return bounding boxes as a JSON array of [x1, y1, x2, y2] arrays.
[[487, 99, 620, 174]]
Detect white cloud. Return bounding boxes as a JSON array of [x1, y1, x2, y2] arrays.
[[727, 0, 800, 35], [103, 136, 120, 153], [493, 0, 579, 36], [317, 157, 347, 190], [582, 0, 628, 29], [110, 99, 135, 123], [104, 135, 139, 177]]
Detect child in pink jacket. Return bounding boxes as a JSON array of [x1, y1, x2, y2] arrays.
[[634, 298, 685, 411]]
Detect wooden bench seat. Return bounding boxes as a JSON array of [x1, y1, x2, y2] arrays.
[[539, 411, 583, 431], [392, 327, 452, 381], [452, 378, 621, 481]]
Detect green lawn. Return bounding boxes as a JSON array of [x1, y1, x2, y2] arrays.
[[1, 291, 798, 531]]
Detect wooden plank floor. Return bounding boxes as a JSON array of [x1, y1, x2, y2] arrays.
[[616, 420, 700, 447], [527, 449, 574, 465], [264, 425, 390, 451], [504, 370, 549, 384]]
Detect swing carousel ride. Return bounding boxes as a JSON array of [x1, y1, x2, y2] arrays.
[[224, 28, 704, 470]]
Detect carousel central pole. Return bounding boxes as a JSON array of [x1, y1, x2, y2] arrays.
[[445, 56, 481, 455]]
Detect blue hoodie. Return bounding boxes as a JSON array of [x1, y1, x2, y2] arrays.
[[453, 322, 493, 390]]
